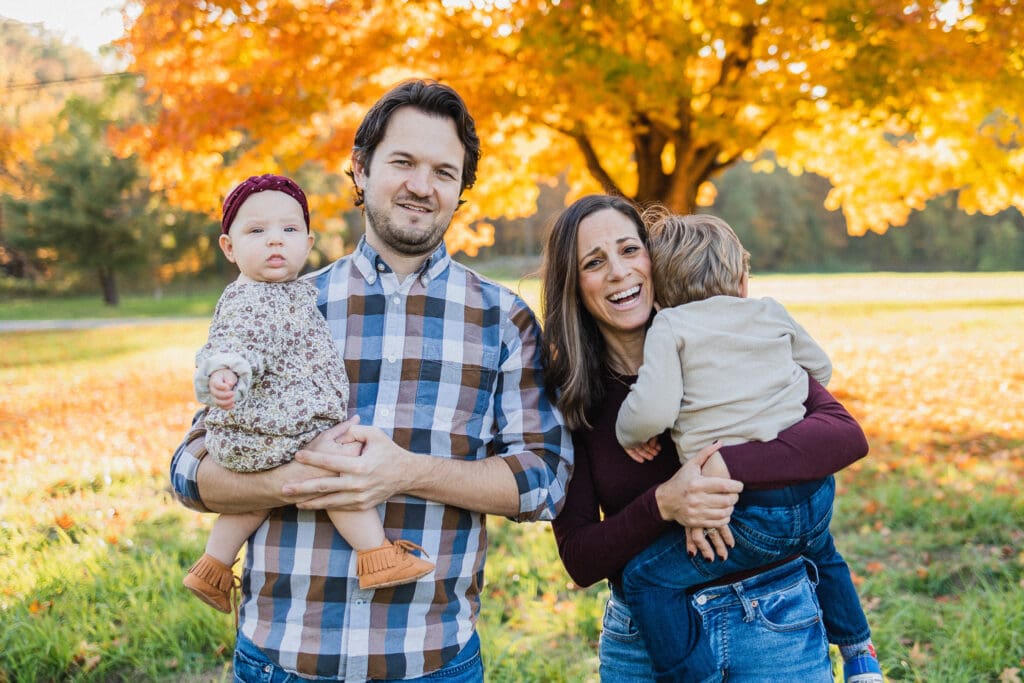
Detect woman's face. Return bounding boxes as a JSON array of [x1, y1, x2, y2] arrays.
[[576, 208, 654, 339]]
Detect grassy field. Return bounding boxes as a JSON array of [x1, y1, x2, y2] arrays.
[[1, 273, 1022, 681]]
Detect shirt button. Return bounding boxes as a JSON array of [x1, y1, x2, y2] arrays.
[[695, 595, 708, 605], [381, 408, 390, 417], [376, 262, 386, 272], [392, 296, 400, 305], [387, 355, 397, 363]]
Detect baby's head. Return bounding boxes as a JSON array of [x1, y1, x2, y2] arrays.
[[218, 174, 314, 284], [647, 211, 750, 309]]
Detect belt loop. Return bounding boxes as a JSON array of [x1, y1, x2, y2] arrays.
[[732, 582, 756, 623]]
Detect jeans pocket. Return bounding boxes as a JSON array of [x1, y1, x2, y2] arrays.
[[601, 596, 644, 643], [233, 645, 275, 683], [752, 573, 824, 633]]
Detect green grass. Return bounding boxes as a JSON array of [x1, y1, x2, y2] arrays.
[[0, 292, 221, 321]]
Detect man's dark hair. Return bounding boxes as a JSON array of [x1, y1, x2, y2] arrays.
[[347, 79, 481, 207]]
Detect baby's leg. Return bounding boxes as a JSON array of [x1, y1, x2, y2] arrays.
[[184, 511, 268, 613], [328, 509, 434, 590], [205, 511, 270, 565]]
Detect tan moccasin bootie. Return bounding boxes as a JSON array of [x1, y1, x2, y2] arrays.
[[357, 539, 434, 590], [183, 554, 238, 614]]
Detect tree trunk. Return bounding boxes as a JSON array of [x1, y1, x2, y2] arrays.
[[99, 266, 119, 306]]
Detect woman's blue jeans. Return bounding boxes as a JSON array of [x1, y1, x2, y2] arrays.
[[232, 631, 483, 682], [601, 556, 834, 682], [620, 476, 869, 681]]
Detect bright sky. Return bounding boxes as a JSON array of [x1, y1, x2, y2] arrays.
[[0, 0, 125, 57]]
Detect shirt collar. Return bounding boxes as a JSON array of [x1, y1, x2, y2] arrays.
[[352, 236, 450, 286]]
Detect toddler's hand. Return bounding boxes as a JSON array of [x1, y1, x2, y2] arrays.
[[624, 436, 661, 463], [209, 368, 238, 410]]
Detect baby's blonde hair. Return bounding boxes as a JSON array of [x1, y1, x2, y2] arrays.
[[646, 209, 750, 308]]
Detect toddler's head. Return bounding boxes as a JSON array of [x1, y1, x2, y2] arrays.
[[218, 174, 314, 284], [647, 211, 750, 309]]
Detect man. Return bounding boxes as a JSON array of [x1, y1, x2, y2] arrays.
[[170, 79, 573, 681]]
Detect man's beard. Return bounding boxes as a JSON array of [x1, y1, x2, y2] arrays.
[[365, 202, 451, 257]]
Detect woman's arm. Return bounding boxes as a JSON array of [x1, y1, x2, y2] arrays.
[[552, 439, 741, 587], [719, 376, 868, 487], [552, 438, 669, 587]]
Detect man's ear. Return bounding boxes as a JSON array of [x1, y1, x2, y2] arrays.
[[218, 234, 236, 263], [739, 271, 749, 298], [351, 155, 366, 189]]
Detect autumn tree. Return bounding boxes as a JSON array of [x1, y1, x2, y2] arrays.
[[5, 95, 160, 305], [0, 17, 107, 277], [117, 0, 1024, 249]]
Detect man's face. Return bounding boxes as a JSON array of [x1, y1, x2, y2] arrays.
[[353, 106, 465, 262]]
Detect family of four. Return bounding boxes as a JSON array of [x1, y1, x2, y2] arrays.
[[170, 79, 884, 682]]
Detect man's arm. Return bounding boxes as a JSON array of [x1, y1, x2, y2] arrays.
[[289, 426, 522, 517], [169, 409, 345, 514]]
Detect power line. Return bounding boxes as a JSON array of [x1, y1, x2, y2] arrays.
[[0, 71, 136, 93]]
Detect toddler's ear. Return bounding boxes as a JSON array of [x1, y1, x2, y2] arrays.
[[739, 271, 749, 298], [218, 234, 236, 263]]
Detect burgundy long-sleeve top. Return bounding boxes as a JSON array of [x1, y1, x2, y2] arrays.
[[552, 375, 869, 588]]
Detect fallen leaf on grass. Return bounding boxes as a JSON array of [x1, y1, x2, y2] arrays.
[[908, 641, 931, 666], [999, 667, 1021, 683]]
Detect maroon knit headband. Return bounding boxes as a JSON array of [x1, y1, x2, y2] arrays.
[[221, 174, 310, 234]]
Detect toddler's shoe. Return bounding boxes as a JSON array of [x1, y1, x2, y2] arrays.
[[844, 652, 884, 683], [183, 553, 238, 614], [357, 539, 434, 590]]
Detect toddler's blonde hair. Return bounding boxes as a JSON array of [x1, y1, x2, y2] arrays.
[[645, 209, 750, 309]]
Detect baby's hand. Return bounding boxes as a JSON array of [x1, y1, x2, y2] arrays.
[[624, 436, 661, 463], [209, 368, 238, 410]]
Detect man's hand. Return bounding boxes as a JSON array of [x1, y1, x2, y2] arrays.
[[624, 436, 661, 463], [285, 419, 415, 511], [209, 368, 238, 410]]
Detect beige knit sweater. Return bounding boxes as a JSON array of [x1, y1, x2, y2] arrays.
[[615, 296, 831, 462]]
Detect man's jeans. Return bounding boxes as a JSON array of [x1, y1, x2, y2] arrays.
[[621, 476, 870, 682], [601, 557, 834, 682], [232, 631, 483, 683]]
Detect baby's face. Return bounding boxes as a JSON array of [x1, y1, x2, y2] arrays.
[[218, 190, 313, 283]]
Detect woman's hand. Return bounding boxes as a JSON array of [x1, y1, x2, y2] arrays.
[[655, 441, 743, 560]]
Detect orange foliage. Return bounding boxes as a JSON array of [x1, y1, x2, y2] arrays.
[[114, 0, 1024, 242]]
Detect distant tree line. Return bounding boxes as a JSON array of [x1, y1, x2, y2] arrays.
[[480, 164, 1024, 273]]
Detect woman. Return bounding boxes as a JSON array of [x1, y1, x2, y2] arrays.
[[542, 195, 869, 681]]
